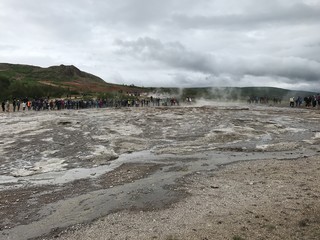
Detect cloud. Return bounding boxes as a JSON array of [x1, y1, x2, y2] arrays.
[[171, 3, 320, 30], [0, 0, 320, 91], [115, 37, 320, 83]]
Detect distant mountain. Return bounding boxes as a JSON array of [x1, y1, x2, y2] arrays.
[[0, 63, 143, 99]]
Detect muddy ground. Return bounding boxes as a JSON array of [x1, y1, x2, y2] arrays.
[[0, 103, 319, 240]]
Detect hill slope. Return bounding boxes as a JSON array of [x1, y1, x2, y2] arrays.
[[0, 63, 142, 99], [0, 63, 317, 101]]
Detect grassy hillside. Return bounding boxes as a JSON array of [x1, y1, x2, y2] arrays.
[[0, 63, 316, 101], [0, 63, 144, 100]]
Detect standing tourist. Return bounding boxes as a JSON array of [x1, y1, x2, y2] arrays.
[[12, 99, 16, 112], [22, 101, 26, 111], [17, 99, 21, 111], [289, 97, 294, 107], [1, 101, 5, 112], [5, 100, 10, 112], [312, 95, 317, 108]]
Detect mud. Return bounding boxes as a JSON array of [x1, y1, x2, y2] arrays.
[[0, 103, 319, 239]]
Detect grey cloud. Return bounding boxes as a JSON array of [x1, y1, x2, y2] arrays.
[[106, 0, 171, 26], [171, 3, 320, 30], [1, 0, 94, 43], [116, 37, 320, 82], [238, 56, 320, 82], [115, 37, 216, 73], [1, 0, 320, 91]]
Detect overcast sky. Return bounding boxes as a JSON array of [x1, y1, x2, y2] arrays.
[[1, 0, 320, 91]]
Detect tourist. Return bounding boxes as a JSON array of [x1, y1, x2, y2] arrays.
[[289, 97, 294, 107], [5, 100, 10, 112], [12, 99, 16, 112], [22, 101, 26, 111], [1, 101, 5, 112], [17, 99, 21, 111]]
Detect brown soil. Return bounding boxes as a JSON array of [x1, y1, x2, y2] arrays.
[[44, 156, 320, 240]]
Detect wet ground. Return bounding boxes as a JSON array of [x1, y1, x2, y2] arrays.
[[0, 103, 319, 240]]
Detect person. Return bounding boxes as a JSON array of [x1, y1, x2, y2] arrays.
[[27, 100, 31, 110], [22, 101, 26, 111], [17, 99, 21, 111], [5, 100, 10, 112], [289, 97, 294, 107], [295, 96, 302, 107], [304, 96, 311, 107], [312, 95, 317, 108], [12, 99, 16, 112], [1, 101, 5, 112]]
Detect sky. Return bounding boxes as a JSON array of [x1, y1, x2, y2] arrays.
[[1, 0, 320, 91]]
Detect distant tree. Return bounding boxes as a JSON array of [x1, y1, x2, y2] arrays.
[[0, 75, 11, 100], [0, 75, 11, 88], [9, 81, 26, 99]]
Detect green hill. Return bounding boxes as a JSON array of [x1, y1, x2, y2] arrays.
[[0, 63, 317, 102], [0, 63, 144, 100]]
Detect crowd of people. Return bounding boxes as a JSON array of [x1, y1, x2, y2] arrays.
[[248, 94, 320, 109], [289, 95, 320, 108], [247, 96, 282, 104], [1, 94, 319, 113], [1, 96, 181, 112]]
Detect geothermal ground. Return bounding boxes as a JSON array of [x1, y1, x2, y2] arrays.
[[0, 103, 319, 240]]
